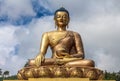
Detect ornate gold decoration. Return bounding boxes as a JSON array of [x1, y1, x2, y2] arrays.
[[17, 66, 103, 80]]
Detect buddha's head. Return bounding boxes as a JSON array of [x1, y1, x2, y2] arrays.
[[54, 7, 70, 28]]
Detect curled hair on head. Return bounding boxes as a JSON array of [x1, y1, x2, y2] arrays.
[[54, 7, 70, 18]]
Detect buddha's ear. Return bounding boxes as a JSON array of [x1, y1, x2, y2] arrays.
[[54, 17, 57, 23], [68, 17, 70, 22], [67, 17, 70, 24], [54, 17, 57, 28]]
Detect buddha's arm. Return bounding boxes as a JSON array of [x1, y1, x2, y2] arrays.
[[35, 32, 49, 66], [71, 32, 84, 59], [39, 32, 49, 56]]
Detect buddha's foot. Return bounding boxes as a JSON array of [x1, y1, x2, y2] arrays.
[[17, 66, 104, 80]]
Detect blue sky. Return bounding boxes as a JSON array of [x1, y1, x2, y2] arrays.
[[0, 0, 120, 75], [0, 0, 52, 25]]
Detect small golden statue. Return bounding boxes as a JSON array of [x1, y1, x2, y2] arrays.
[[17, 7, 103, 80]]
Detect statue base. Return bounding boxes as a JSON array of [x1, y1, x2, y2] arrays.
[[17, 66, 104, 80], [3, 78, 115, 81]]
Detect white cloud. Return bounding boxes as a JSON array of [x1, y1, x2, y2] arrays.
[[37, 0, 52, 11], [0, 0, 35, 20], [93, 49, 119, 72], [0, 25, 22, 75], [0, 26, 18, 65]]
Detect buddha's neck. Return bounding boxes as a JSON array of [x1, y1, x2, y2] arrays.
[[57, 26, 66, 31]]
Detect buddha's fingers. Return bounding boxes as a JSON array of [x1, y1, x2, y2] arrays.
[[60, 53, 71, 58], [41, 55, 45, 63], [35, 56, 42, 67]]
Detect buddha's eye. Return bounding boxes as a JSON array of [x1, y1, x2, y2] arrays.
[[56, 15, 61, 18], [63, 15, 67, 18], [56, 14, 68, 19]]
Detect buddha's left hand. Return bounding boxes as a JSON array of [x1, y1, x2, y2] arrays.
[[60, 53, 72, 58]]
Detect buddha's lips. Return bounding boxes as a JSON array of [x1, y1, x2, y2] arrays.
[[59, 20, 65, 23]]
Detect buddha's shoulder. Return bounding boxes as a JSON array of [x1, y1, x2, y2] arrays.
[[68, 30, 81, 36], [42, 31, 57, 36], [46, 31, 58, 35]]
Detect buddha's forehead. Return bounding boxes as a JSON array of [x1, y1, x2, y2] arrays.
[[55, 11, 68, 16]]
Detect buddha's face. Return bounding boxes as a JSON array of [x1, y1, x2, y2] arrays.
[[54, 11, 69, 27]]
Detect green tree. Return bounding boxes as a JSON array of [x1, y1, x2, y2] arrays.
[[0, 69, 2, 77], [3, 71, 9, 78], [4, 75, 17, 80], [24, 60, 29, 67], [104, 70, 120, 81]]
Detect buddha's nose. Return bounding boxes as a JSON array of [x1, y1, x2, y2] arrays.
[[59, 17, 63, 20], [59, 18, 63, 21], [60, 16, 65, 19]]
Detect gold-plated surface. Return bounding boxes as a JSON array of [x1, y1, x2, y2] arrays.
[[29, 7, 95, 67], [3, 79, 116, 81], [17, 66, 104, 80], [17, 7, 103, 80], [29, 78, 89, 81], [3, 80, 27, 81]]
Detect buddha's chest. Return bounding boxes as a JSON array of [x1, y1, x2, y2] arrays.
[[49, 32, 67, 47]]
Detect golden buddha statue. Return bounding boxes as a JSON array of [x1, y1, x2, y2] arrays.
[[29, 7, 94, 67], [17, 7, 103, 80]]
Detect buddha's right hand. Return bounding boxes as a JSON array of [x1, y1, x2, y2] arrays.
[[35, 54, 45, 67]]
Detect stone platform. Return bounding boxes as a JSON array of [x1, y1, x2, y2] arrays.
[[17, 66, 104, 80]]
